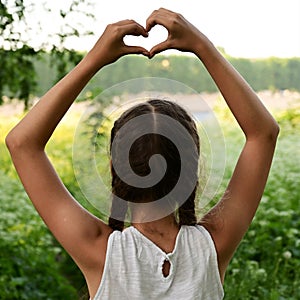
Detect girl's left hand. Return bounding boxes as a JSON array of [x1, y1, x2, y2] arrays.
[[86, 19, 149, 70]]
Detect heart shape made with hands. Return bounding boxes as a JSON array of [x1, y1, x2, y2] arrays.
[[124, 25, 168, 52]]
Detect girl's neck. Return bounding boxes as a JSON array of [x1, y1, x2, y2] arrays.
[[131, 214, 179, 236], [131, 214, 180, 254]]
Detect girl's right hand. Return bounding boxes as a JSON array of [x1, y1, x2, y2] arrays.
[[146, 8, 212, 58], [86, 19, 149, 71]]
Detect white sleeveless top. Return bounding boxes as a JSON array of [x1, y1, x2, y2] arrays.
[[92, 225, 224, 299]]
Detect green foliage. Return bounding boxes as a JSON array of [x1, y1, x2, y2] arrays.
[[89, 54, 300, 94], [229, 56, 300, 92], [31, 54, 300, 100], [0, 170, 80, 299], [0, 46, 37, 109], [276, 106, 300, 134], [0, 0, 93, 110]]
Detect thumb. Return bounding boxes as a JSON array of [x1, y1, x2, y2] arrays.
[[126, 45, 149, 57], [149, 40, 170, 58]]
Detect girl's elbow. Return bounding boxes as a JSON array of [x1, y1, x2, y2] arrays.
[[270, 121, 280, 142], [6, 130, 43, 155], [5, 131, 20, 154], [248, 121, 280, 144], [262, 122, 280, 146], [260, 116, 280, 141], [262, 122, 280, 144], [5, 131, 30, 154]]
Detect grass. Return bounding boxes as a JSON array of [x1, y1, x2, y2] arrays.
[[0, 100, 299, 299]]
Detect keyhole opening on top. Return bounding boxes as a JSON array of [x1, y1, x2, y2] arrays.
[[162, 259, 171, 277]]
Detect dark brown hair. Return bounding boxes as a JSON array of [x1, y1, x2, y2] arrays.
[[108, 99, 200, 231]]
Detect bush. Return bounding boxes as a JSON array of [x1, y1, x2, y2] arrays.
[[0, 170, 79, 299]]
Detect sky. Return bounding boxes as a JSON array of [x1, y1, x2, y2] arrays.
[[33, 0, 300, 58]]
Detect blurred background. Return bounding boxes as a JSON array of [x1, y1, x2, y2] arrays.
[[0, 1, 299, 299]]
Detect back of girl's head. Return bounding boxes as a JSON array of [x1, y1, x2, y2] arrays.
[[109, 99, 200, 231]]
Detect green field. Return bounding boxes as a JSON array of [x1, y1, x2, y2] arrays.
[[0, 99, 299, 299]]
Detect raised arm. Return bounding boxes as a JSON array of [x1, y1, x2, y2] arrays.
[[5, 20, 148, 294], [146, 8, 279, 281]]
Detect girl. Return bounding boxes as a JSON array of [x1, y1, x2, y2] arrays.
[[6, 8, 279, 300]]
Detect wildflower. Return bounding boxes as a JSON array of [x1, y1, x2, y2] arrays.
[[282, 251, 292, 259]]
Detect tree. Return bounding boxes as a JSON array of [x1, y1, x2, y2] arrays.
[[0, 0, 95, 110]]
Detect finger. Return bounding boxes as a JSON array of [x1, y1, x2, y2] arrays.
[[115, 19, 143, 27], [145, 10, 159, 32], [146, 12, 166, 32], [114, 19, 134, 25], [120, 22, 148, 38], [146, 8, 175, 32], [149, 40, 171, 58], [125, 45, 150, 57]]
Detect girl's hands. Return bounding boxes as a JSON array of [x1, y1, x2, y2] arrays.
[[86, 19, 149, 71], [85, 8, 212, 69], [146, 8, 211, 58]]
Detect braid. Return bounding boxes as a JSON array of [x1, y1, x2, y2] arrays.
[[178, 186, 198, 226], [108, 103, 153, 230], [108, 195, 127, 231], [176, 109, 198, 226]]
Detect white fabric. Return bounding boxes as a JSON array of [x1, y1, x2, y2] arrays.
[[92, 225, 224, 300]]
